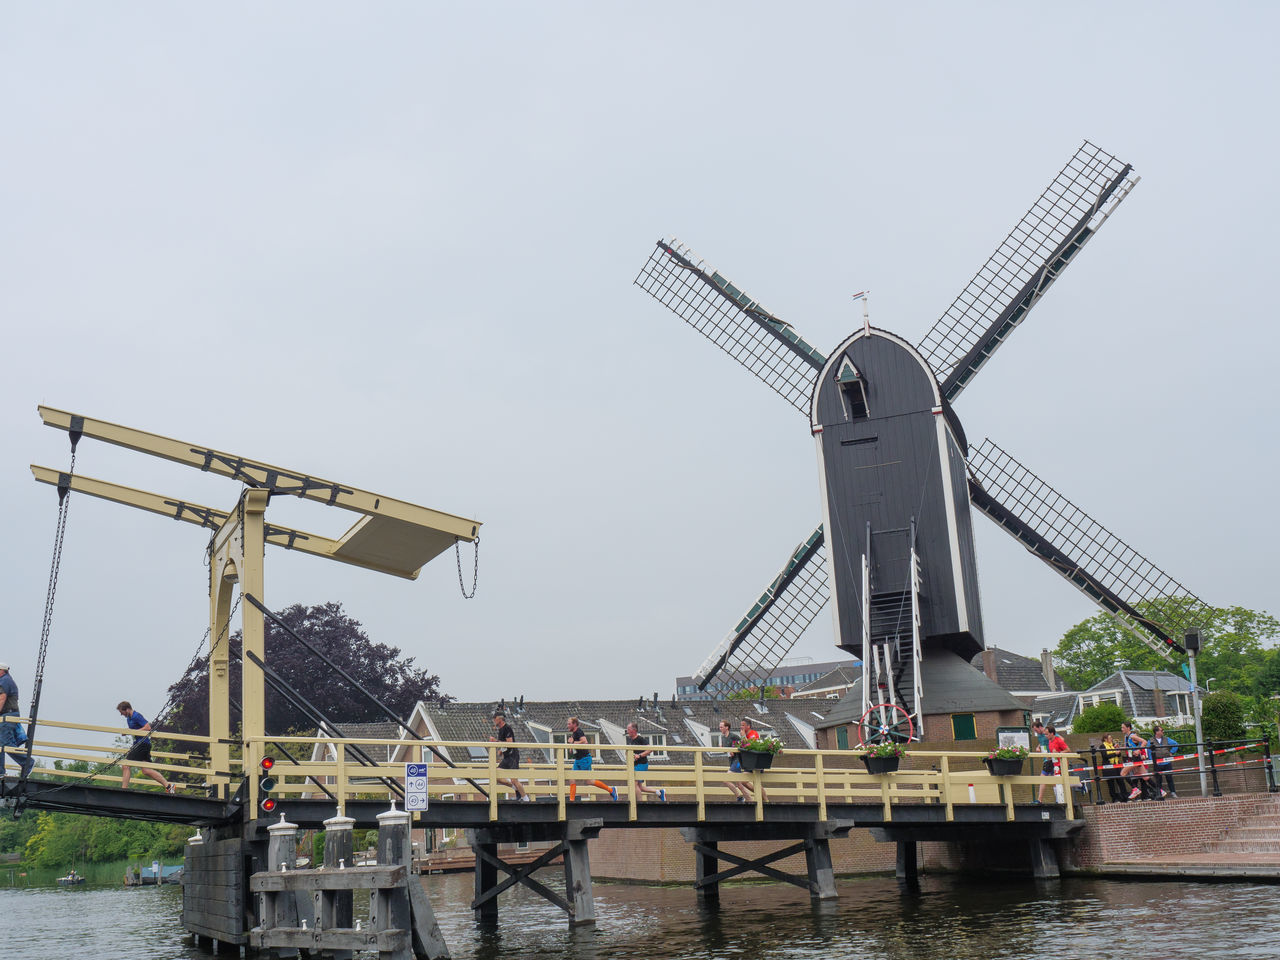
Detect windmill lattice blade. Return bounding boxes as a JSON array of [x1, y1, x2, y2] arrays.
[[967, 439, 1207, 658], [635, 240, 826, 414], [920, 142, 1139, 402], [694, 526, 829, 692]]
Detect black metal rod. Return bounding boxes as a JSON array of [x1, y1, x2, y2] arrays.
[[242, 650, 403, 799], [228, 697, 337, 803], [1264, 737, 1277, 793], [242, 592, 488, 797], [1206, 741, 1222, 797]]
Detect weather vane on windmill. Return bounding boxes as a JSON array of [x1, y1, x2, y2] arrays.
[[636, 141, 1207, 745]]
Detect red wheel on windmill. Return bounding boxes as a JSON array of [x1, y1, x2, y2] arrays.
[[856, 703, 915, 746]]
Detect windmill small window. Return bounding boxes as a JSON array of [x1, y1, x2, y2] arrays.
[[835, 357, 868, 420]]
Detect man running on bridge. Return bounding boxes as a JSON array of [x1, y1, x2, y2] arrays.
[[116, 701, 174, 794]]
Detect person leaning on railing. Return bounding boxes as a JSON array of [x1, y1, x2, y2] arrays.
[[1147, 725, 1178, 798], [1121, 721, 1156, 800], [1100, 732, 1129, 802], [0, 663, 34, 778]]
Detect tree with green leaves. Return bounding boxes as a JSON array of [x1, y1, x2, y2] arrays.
[[1201, 691, 1247, 742], [1072, 702, 1126, 734], [724, 685, 781, 701], [1052, 602, 1278, 694]]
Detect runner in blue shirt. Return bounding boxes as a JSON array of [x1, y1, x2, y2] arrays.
[[116, 701, 174, 793]]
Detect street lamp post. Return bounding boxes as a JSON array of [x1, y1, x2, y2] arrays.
[[1186, 629, 1208, 797]]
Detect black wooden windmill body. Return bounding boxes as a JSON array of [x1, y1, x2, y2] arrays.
[[636, 142, 1206, 742]]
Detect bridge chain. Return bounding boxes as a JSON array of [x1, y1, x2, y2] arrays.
[[455, 535, 480, 599]]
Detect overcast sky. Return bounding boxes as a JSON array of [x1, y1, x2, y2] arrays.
[[3, 4, 1276, 736]]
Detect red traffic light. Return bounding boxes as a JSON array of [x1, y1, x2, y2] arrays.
[[260, 756, 275, 771], [260, 796, 277, 813]]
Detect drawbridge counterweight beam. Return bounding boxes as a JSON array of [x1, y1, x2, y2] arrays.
[[37, 406, 480, 579], [30, 467, 425, 580]]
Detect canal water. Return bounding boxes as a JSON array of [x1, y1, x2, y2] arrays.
[[2, 869, 1277, 960]]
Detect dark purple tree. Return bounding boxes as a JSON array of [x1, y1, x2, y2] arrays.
[[163, 602, 447, 735]]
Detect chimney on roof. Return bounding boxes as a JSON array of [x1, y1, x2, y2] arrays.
[[1153, 686, 1167, 718], [1040, 650, 1057, 690], [981, 649, 998, 682], [653, 692, 658, 707]]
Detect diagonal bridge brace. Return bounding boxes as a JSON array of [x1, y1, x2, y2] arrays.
[[690, 840, 814, 891], [470, 842, 572, 915]]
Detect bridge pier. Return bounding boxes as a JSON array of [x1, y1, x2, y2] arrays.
[[695, 839, 719, 904], [1028, 837, 1060, 879], [466, 818, 602, 928], [681, 821, 853, 901], [896, 841, 919, 881], [322, 814, 356, 960]]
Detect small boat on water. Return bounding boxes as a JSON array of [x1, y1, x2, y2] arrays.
[[124, 864, 183, 886], [56, 870, 85, 886]]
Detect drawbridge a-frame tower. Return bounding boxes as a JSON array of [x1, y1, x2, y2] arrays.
[[32, 406, 479, 809]]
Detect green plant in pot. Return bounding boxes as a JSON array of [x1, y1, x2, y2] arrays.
[[985, 744, 1028, 775], [738, 735, 783, 771], [861, 739, 905, 774]]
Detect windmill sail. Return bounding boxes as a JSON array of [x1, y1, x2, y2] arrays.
[[693, 526, 829, 692], [635, 240, 826, 414], [919, 142, 1139, 402], [967, 439, 1208, 658]]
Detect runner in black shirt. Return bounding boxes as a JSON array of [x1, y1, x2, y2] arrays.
[[490, 713, 529, 800], [625, 721, 666, 801], [566, 716, 615, 800]]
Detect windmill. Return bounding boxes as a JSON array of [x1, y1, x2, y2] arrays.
[[635, 141, 1206, 742]]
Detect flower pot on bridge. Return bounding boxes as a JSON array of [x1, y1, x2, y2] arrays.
[[862, 755, 900, 775], [738, 750, 774, 772], [985, 757, 1023, 777]]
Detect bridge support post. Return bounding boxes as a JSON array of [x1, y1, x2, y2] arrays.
[[1028, 838, 1059, 879], [322, 814, 356, 960], [562, 820, 597, 927], [805, 834, 838, 900], [695, 840, 720, 903], [375, 806, 418, 960], [895, 841, 918, 881], [265, 815, 302, 959], [469, 832, 500, 923]]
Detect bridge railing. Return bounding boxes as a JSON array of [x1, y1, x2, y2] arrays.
[[240, 735, 1080, 823], [8, 715, 220, 789]]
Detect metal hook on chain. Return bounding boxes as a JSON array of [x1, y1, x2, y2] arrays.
[[455, 537, 479, 599]]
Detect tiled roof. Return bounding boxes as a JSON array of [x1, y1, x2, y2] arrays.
[[1031, 692, 1079, 728], [1081, 670, 1200, 720], [796, 664, 859, 694], [414, 698, 833, 764], [969, 647, 1064, 693], [312, 721, 403, 763]]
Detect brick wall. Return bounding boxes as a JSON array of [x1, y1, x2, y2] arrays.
[[1065, 794, 1278, 869]]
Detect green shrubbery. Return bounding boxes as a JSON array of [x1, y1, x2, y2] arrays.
[[1072, 702, 1126, 734]]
